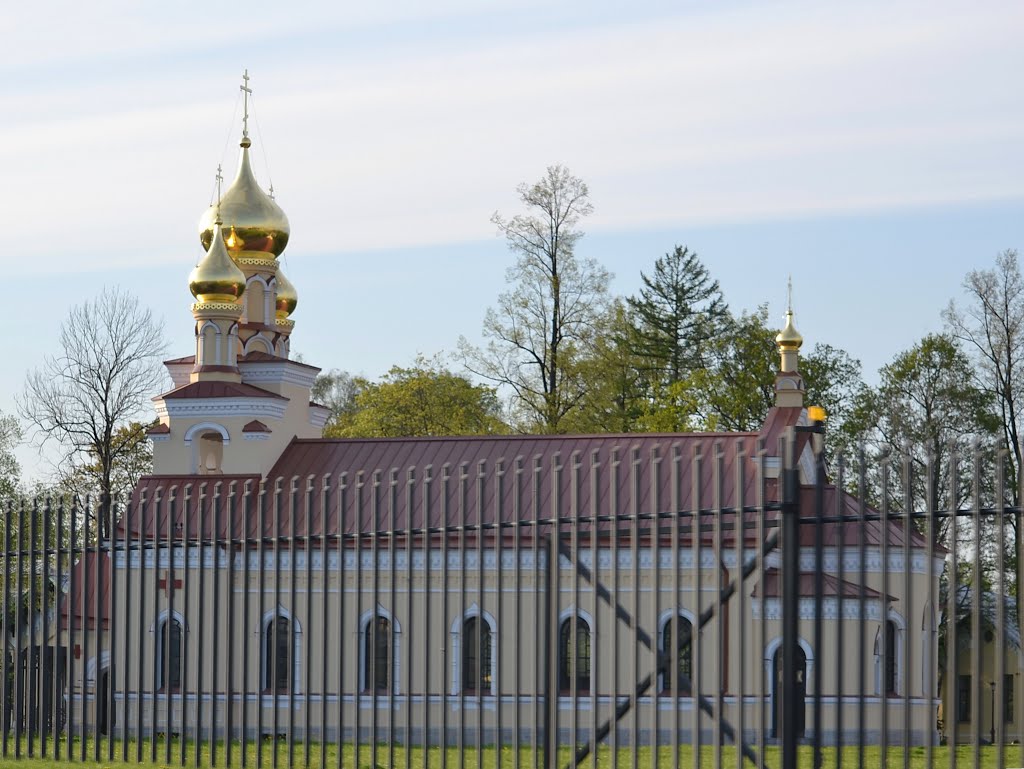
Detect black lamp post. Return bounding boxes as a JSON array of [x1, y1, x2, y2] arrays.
[[990, 681, 996, 745]]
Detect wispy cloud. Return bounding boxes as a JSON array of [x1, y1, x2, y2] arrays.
[[0, 1, 1020, 274]]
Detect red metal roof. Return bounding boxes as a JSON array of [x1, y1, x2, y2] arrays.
[[156, 381, 287, 401], [242, 420, 272, 433], [752, 569, 888, 599]]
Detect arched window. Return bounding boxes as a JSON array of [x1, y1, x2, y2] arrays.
[[462, 616, 493, 694], [157, 617, 183, 691], [661, 615, 693, 694], [364, 615, 392, 693], [885, 619, 897, 695], [559, 616, 591, 694], [263, 616, 292, 692]]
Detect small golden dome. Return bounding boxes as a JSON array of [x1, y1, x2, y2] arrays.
[[198, 139, 290, 257], [189, 220, 247, 303], [776, 309, 803, 351], [274, 268, 298, 319]]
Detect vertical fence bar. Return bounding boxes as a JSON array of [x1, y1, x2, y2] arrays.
[[902, 449, 912, 768], [475, 461, 486, 769], [856, 448, 867, 769], [692, 444, 703, 769], [93, 496, 103, 764], [812, 432, 824, 767], [179, 485, 193, 767], [835, 454, 845, 766], [288, 477, 300, 768], [319, 476, 330, 769], [457, 464, 467, 765], [780, 431, 798, 769], [924, 453, 936, 769], [304, 477, 314, 767], [108, 496, 119, 764], [68, 496, 78, 762], [541, 455, 556, 769], [336, 473, 348, 769], [755, 441, 766, 767], [256, 481, 267, 769], [670, 445, 681, 769], [495, 459, 506, 765], [371, 471, 382, 769], [54, 496, 65, 762], [353, 473, 364, 769], [946, 449, 958, 769], [42, 497, 51, 761], [713, 445, 724, 769], [610, 449, 621, 769], [226, 482, 237, 769], [735, 440, 747, 769], [440, 466, 449, 769], [971, 450, 982, 769], [272, 479, 283, 768], [388, 470, 398, 769], [649, 447, 660, 769], [880, 456, 890, 767], [197, 483, 209, 768], [132, 491, 144, 764], [151, 488, 162, 764], [420, 467, 431, 769], [403, 469, 414, 769], [629, 448, 639, 769], [1, 498, 10, 761], [28, 498, 38, 757], [590, 450, 600, 769], [241, 481, 256, 769], [207, 483, 219, 767], [996, 452, 1007, 767], [15, 497, 27, 760], [513, 457, 523, 769], [77, 496, 87, 762]]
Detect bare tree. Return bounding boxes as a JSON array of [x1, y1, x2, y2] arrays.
[[944, 249, 1024, 647], [19, 288, 166, 538], [461, 165, 610, 432]]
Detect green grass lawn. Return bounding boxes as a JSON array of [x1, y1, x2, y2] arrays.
[[0, 738, 1020, 768]]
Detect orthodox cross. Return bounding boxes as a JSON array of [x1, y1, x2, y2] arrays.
[[269, 183, 275, 201], [215, 164, 224, 202], [240, 69, 252, 139], [787, 275, 793, 313], [158, 569, 182, 599]]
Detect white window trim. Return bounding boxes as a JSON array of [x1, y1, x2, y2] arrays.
[[657, 608, 696, 694], [260, 606, 303, 694], [450, 603, 498, 696], [764, 636, 814, 695], [874, 609, 906, 696], [358, 606, 402, 695]]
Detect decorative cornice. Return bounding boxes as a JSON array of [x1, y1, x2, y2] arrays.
[[153, 397, 288, 420], [275, 318, 295, 331], [241, 362, 318, 388], [236, 256, 278, 270], [191, 301, 243, 315]]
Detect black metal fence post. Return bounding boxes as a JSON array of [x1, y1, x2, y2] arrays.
[[781, 430, 800, 769]]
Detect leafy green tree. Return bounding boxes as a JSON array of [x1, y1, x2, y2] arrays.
[[840, 334, 997, 541], [462, 165, 610, 432], [0, 412, 19, 504], [689, 307, 862, 437], [327, 357, 508, 438], [58, 421, 153, 504], [563, 301, 649, 433], [627, 245, 727, 385], [312, 369, 363, 432]]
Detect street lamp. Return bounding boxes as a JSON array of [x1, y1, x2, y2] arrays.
[[990, 681, 996, 745]]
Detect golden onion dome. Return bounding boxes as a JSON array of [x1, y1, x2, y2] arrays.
[[198, 137, 290, 257], [775, 309, 803, 351], [189, 220, 247, 303], [274, 268, 298, 319]]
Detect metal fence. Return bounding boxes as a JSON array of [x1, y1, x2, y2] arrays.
[[0, 431, 1022, 768]]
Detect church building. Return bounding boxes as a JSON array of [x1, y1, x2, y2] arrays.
[[53, 80, 960, 752]]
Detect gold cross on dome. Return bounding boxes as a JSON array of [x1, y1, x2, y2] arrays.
[[215, 164, 224, 203], [240, 69, 252, 138]]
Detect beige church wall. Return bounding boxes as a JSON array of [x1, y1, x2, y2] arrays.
[[944, 638, 1023, 744], [59, 539, 941, 744]]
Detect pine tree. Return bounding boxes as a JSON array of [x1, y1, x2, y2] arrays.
[[627, 246, 728, 386]]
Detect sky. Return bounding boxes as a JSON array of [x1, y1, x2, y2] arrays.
[[1, 1, 1021, 482]]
